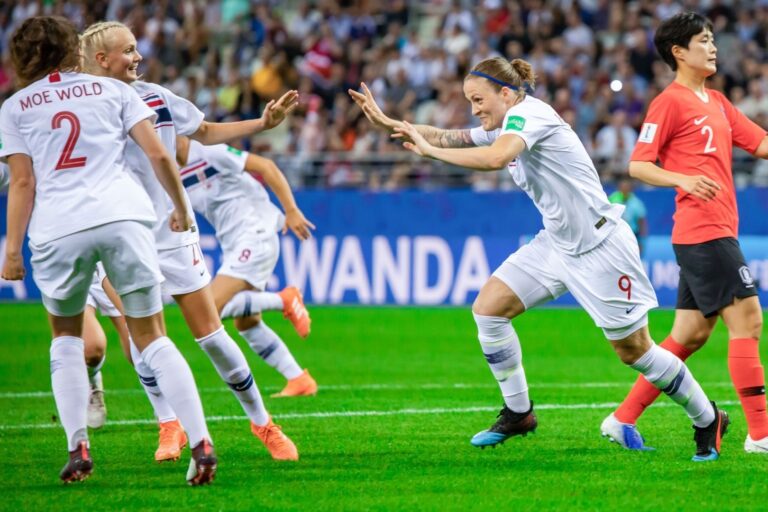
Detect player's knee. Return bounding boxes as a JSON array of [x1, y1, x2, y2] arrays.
[[84, 351, 104, 367], [234, 313, 262, 331]]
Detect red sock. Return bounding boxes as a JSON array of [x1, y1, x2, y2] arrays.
[[728, 338, 768, 440], [614, 336, 693, 424]]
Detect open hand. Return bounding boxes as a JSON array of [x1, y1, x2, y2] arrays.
[[394, 121, 433, 158], [348, 82, 398, 132], [283, 208, 316, 241], [262, 90, 300, 129], [677, 174, 721, 201]]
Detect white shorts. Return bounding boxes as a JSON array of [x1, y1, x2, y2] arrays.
[[30, 220, 162, 317], [217, 233, 279, 290], [492, 221, 658, 333], [85, 262, 122, 317], [158, 242, 211, 296]]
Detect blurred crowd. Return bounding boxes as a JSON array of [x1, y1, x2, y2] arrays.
[[3, 0, 768, 188]]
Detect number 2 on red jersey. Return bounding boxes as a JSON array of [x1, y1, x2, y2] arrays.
[[52, 111, 87, 170]]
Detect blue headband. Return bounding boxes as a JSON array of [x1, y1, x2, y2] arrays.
[[469, 71, 534, 94]]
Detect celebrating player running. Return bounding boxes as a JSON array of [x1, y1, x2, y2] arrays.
[[350, 56, 728, 461]]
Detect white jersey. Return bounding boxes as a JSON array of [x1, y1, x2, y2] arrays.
[[0, 161, 8, 191], [0, 72, 156, 245], [181, 141, 283, 253], [470, 96, 623, 255], [125, 81, 204, 250]]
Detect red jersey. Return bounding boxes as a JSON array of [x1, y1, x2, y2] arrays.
[[631, 81, 766, 244]]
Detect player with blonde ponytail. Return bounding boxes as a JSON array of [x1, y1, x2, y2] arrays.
[[79, 20, 302, 463], [351, 56, 729, 461]]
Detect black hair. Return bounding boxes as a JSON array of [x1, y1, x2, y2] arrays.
[[654, 12, 714, 71]]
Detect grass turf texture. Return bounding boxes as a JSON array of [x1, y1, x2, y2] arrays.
[[1, 304, 765, 511]]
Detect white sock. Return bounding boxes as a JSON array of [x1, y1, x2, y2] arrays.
[[197, 326, 270, 426], [50, 337, 90, 451], [87, 354, 105, 384], [140, 337, 211, 446], [630, 344, 715, 427], [220, 291, 284, 319], [239, 321, 303, 380], [129, 337, 177, 423], [473, 313, 530, 413]]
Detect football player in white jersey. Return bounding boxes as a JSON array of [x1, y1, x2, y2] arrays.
[[350, 56, 729, 461], [80, 21, 300, 462], [1, 163, 116, 431], [177, 137, 317, 397], [0, 16, 215, 484]]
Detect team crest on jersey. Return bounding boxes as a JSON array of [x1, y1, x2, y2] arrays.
[[638, 123, 657, 143], [505, 115, 526, 131], [739, 265, 755, 288], [141, 93, 173, 128]]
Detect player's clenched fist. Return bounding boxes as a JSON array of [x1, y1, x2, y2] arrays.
[[2, 252, 25, 280], [169, 209, 193, 232]]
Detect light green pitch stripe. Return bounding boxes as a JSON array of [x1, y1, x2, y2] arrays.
[[0, 400, 741, 431]]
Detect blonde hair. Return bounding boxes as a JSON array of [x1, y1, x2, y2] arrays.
[[79, 21, 131, 74], [467, 57, 536, 95]]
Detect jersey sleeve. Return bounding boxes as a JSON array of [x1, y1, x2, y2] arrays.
[[498, 104, 552, 149], [120, 82, 157, 133], [164, 88, 205, 136], [469, 126, 497, 146], [204, 144, 249, 176], [0, 102, 31, 158], [630, 94, 677, 163], [718, 92, 767, 153]]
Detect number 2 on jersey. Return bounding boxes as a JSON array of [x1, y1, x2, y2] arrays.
[[52, 111, 87, 170], [700, 125, 716, 154]]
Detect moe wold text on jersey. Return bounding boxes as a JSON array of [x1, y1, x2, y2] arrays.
[[18, 82, 104, 111]]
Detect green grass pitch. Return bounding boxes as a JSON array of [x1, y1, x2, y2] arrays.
[[1, 304, 766, 511]]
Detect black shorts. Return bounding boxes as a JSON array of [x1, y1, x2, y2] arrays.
[[673, 237, 758, 317]]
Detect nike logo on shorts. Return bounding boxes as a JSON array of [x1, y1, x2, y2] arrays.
[[626, 305, 638, 314], [694, 116, 708, 125]]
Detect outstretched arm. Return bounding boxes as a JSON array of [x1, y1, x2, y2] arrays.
[[348, 83, 475, 148], [191, 90, 299, 145], [395, 121, 523, 171], [244, 153, 315, 240], [628, 160, 721, 202]]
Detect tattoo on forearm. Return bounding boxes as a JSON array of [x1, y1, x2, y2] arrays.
[[417, 126, 474, 148]]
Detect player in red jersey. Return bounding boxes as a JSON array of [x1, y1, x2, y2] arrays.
[[601, 12, 768, 454]]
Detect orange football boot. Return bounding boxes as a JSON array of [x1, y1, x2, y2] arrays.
[[272, 369, 318, 398], [277, 287, 311, 338], [251, 417, 299, 461], [155, 419, 188, 462]]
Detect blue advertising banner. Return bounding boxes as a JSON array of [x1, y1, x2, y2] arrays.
[[2, 189, 767, 307]]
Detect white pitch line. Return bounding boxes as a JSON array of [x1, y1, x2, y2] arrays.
[[0, 400, 741, 431], [0, 381, 736, 399]]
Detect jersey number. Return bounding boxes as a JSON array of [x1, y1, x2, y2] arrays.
[[700, 125, 716, 154], [52, 111, 87, 170]]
